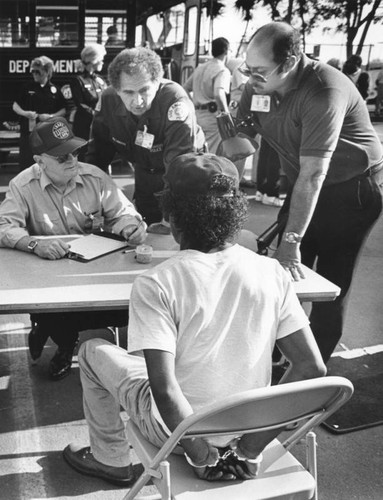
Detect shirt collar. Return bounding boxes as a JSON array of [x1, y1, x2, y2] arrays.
[[39, 166, 84, 192]]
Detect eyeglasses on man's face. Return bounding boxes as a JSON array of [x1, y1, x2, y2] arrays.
[[239, 60, 285, 83], [47, 148, 81, 164], [31, 69, 43, 76]]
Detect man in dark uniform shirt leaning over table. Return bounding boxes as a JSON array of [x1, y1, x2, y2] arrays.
[[85, 46, 205, 231], [0, 117, 147, 381]]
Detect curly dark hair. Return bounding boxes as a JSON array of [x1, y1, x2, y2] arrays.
[[108, 47, 164, 90], [160, 176, 248, 252]]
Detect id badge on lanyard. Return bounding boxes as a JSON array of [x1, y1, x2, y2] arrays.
[[251, 95, 271, 112], [135, 125, 155, 149]]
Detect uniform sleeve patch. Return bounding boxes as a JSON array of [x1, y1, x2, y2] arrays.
[[167, 101, 188, 121], [61, 84, 72, 100]]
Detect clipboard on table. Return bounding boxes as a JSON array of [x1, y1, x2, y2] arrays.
[[67, 231, 130, 262]]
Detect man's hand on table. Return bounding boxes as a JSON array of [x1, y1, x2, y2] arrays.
[[34, 239, 71, 260], [273, 241, 306, 281]]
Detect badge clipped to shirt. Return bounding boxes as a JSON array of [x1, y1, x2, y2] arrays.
[[251, 95, 271, 112], [135, 125, 155, 149]]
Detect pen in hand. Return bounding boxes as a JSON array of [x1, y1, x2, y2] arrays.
[[122, 225, 141, 253], [124, 219, 145, 242]]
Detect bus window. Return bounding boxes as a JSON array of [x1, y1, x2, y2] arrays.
[[184, 5, 197, 56], [36, 0, 78, 47], [84, 2, 127, 46], [0, 0, 29, 47]]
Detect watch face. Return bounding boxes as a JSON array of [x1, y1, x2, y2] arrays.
[[28, 240, 38, 251], [285, 232, 302, 243]]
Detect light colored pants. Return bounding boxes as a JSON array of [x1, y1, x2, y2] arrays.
[[79, 338, 168, 467], [196, 109, 221, 154]]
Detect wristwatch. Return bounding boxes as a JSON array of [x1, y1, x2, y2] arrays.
[[27, 240, 38, 253], [284, 232, 303, 244]]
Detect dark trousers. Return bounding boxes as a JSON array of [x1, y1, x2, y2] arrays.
[[281, 169, 383, 363], [257, 139, 281, 197], [30, 310, 129, 352], [134, 167, 165, 225]]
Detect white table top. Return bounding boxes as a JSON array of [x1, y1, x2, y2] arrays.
[[0, 233, 340, 314]]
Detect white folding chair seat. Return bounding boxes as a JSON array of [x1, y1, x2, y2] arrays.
[[122, 376, 353, 500]]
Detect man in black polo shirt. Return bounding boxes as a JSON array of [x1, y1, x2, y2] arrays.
[[237, 22, 383, 362]]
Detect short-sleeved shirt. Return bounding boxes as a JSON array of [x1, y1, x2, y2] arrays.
[[70, 71, 107, 138], [237, 55, 383, 186], [0, 162, 140, 246], [128, 245, 309, 412], [15, 81, 66, 135], [184, 58, 231, 106]]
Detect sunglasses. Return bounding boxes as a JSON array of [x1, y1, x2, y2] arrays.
[[238, 60, 285, 83], [48, 148, 82, 164]]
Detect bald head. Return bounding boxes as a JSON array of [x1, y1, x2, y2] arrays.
[[249, 22, 301, 65]]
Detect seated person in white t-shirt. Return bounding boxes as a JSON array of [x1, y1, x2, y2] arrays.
[[62, 153, 326, 486]]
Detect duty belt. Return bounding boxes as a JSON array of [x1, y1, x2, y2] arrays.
[[194, 102, 217, 113]]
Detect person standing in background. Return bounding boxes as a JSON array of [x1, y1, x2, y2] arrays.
[[12, 56, 66, 171], [70, 44, 107, 160], [342, 54, 370, 101], [183, 38, 231, 154], [229, 58, 258, 189], [105, 25, 124, 46]]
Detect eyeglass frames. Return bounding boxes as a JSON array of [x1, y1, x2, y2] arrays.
[[31, 69, 43, 76], [48, 148, 82, 164], [238, 60, 285, 83]]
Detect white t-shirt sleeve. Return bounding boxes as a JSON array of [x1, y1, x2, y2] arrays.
[[276, 267, 310, 339], [128, 274, 177, 355]]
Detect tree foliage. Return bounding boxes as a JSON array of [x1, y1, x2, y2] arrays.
[[234, 0, 383, 57]]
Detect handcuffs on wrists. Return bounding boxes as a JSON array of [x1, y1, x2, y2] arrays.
[[184, 438, 263, 468]]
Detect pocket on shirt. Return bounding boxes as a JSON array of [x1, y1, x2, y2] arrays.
[[34, 211, 61, 234]]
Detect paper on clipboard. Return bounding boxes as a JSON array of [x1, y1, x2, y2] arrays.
[[67, 232, 130, 262]]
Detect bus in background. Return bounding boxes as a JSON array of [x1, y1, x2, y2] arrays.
[[0, 0, 216, 157]]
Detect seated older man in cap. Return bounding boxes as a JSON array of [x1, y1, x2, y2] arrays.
[[0, 117, 147, 380], [62, 152, 325, 487]]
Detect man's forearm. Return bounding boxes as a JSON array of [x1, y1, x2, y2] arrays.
[[284, 172, 325, 237], [215, 89, 229, 113]]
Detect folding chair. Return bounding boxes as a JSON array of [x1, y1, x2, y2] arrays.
[[122, 376, 353, 500]]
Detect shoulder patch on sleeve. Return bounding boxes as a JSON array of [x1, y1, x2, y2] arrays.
[[167, 101, 189, 121], [60, 84, 72, 100]]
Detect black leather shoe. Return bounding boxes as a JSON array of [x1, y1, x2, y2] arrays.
[[28, 324, 49, 361], [63, 443, 135, 487], [49, 348, 74, 380]]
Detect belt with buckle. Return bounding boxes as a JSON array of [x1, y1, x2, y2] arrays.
[[195, 102, 217, 112]]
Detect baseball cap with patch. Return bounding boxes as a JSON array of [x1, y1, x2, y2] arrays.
[[164, 152, 239, 198], [29, 117, 87, 156]]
